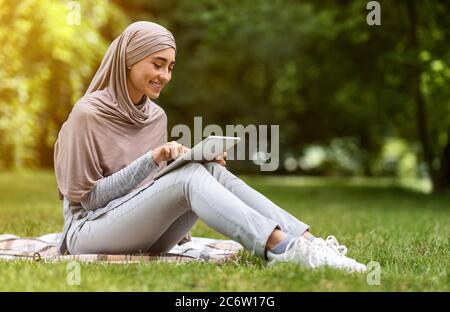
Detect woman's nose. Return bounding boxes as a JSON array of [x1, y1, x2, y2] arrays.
[[160, 68, 172, 82], [158, 72, 169, 83]]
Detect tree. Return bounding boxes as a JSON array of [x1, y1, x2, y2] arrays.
[[0, 0, 128, 169]]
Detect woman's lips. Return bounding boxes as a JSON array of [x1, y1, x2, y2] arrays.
[[150, 81, 162, 91]]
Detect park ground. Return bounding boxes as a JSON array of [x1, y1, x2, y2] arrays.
[[0, 170, 448, 291]]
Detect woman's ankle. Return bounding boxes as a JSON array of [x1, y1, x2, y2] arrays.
[[265, 229, 287, 251]]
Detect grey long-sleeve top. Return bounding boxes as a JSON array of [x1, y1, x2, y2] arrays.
[[57, 151, 160, 255], [80, 151, 160, 211]]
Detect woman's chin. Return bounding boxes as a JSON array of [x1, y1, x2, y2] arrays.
[[147, 92, 160, 100], [145, 84, 162, 100]]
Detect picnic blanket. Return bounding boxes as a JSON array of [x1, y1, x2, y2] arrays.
[[0, 233, 243, 264]]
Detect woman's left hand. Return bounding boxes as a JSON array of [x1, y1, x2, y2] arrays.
[[214, 151, 227, 166]]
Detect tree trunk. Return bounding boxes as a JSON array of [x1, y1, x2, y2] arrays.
[[434, 131, 450, 193], [407, 0, 439, 193]]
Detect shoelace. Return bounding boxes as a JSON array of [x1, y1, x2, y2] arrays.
[[308, 238, 332, 265], [325, 236, 366, 272], [312, 237, 354, 269], [325, 235, 348, 256]]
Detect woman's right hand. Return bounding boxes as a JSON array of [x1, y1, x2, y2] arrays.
[[152, 141, 189, 165]]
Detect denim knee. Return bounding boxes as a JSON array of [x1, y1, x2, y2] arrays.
[[182, 162, 205, 172], [202, 161, 223, 173], [178, 162, 209, 181]]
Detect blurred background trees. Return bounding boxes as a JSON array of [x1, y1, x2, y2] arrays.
[[0, 0, 449, 193], [0, 0, 127, 168]]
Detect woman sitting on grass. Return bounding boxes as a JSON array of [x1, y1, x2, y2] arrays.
[[54, 21, 366, 272]]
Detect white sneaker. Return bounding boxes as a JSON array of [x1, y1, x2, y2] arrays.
[[315, 235, 367, 273], [267, 235, 366, 273], [267, 236, 321, 269]]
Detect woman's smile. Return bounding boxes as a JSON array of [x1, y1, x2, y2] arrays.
[[149, 81, 162, 91]]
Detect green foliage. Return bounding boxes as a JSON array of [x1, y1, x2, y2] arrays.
[[1, 0, 450, 191], [0, 0, 128, 169], [138, 0, 450, 181]]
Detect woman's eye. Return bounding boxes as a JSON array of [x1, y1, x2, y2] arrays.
[[153, 63, 162, 69]]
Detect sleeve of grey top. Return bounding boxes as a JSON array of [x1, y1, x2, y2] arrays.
[[80, 151, 160, 211]]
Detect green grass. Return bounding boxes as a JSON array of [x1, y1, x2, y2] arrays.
[[0, 170, 449, 291]]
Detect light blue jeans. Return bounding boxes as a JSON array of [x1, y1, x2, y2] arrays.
[[67, 162, 309, 257]]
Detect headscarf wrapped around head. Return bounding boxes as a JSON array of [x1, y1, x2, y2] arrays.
[[54, 21, 176, 203]]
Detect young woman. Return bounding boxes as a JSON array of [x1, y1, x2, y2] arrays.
[[54, 21, 366, 272]]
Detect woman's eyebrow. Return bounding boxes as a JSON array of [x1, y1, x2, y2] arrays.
[[153, 56, 176, 65]]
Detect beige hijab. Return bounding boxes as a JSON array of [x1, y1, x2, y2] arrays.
[[54, 21, 176, 203]]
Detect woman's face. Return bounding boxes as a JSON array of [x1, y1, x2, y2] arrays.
[[126, 47, 176, 103]]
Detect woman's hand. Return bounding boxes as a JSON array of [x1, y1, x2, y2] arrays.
[[214, 151, 227, 166], [152, 141, 189, 165], [152, 141, 226, 166]]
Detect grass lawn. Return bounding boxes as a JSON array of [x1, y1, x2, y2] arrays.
[[0, 170, 448, 291]]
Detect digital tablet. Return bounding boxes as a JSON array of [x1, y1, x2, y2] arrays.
[[153, 135, 241, 180]]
